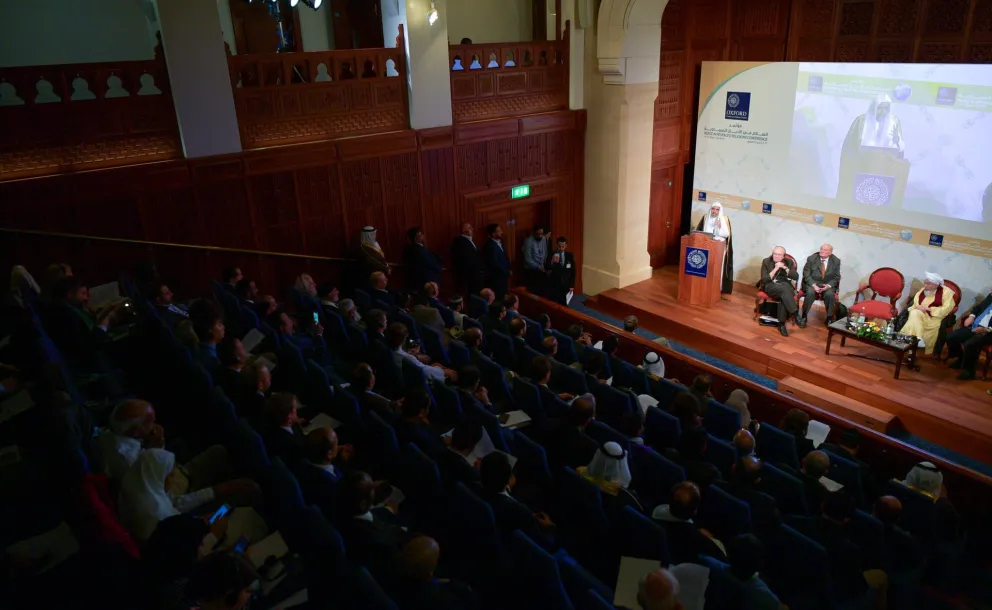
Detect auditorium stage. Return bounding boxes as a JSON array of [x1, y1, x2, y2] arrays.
[[586, 267, 992, 466]]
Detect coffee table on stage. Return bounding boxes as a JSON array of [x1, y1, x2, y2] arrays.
[[824, 319, 919, 379]]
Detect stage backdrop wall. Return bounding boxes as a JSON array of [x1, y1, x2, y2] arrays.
[[690, 60, 992, 308]]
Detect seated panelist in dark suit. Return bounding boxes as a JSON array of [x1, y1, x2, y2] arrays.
[[546, 236, 576, 307], [799, 243, 841, 326], [481, 223, 511, 303], [946, 288, 992, 380], [450, 222, 484, 296], [403, 227, 444, 292], [759, 246, 800, 337]]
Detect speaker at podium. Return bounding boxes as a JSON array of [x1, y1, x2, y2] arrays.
[[678, 232, 725, 307]]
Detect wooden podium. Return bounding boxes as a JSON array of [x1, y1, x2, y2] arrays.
[[678, 232, 726, 307]]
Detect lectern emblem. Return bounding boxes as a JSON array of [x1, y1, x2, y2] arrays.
[[685, 247, 709, 278], [853, 174, 893, 207]]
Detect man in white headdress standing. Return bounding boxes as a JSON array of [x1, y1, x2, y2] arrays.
[[694, 202, 734, 294], [846, 93, 905, 153], [898, 272, 955, 354], [358, 226, 389, 277]]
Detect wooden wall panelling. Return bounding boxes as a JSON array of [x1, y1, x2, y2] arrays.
[[339, 158, 386, 254], [297, 164, 347, 259], [381, 152, 423, 262]]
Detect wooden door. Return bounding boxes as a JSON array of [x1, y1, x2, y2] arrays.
[[230, 0, 301, 54], [330, 0, 384, 48], [648, 165, 681, 268], [476, 199, 551, 284]]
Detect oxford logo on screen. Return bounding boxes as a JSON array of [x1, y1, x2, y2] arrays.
[[761, 203, 772, 214], [929, 233, 944, 248], [838, 217, 850, 229], [698, 192, 707, 202], [725, 92, 751, 121]]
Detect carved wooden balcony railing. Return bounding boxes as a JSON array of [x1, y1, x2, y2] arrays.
[[228, 30, 409, 149], [449, 25, 569, 123], [0, 48, 179, 180]]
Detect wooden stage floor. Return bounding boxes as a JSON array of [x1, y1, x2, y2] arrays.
[[587, 267, 992, 466]]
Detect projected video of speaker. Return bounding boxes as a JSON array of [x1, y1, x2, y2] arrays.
[[786, 62, 992, 223]]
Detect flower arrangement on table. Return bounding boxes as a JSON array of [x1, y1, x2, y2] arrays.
[[855, 320, 886, 341]]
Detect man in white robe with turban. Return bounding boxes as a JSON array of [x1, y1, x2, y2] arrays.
[[899, 272, 955, 354], [693, 202, 734, 294]]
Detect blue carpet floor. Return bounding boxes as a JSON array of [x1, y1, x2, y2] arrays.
[[572, 294, 992, 478]]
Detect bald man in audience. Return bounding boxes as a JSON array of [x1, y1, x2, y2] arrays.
[[652, 481, 726, 564], [96, 399, 159, 479], [369, 271, 395, 308], [392, 535, 477, 609], [797, 450, 831, 514], [733, 429, 755, 458], [873, 495, 924, 575], [636, 568, 680, 610]]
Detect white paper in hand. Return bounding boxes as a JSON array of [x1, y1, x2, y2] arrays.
[[500, 410, 532, 429], [806, 420, 830, 448], [614, 556, 662, 608], [302, 412, 343, 434], [88, 281, 121, 308], [242, 328, 266, 353], [566, 289, 574, 305]]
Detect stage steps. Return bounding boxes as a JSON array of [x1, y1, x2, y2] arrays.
[[778, 376, 898, 434]]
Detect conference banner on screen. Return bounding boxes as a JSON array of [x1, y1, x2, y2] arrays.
[[692, 61, 992, 258]]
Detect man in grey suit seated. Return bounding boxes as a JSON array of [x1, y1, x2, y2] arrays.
[[798, 243, 841, 327]]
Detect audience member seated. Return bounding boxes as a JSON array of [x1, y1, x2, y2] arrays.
[[389, 536, 479, 610], [220, 267, 243, 294], [363, 308, 388, 346], [237, 361, 271, 422], [504, 294, 521, 319], [369, 271, 395, 307], [119, 448, 262, 543], [395, 388, 447, 456], [781, 408, 815, 459], [724, 389, 753, 432], [786, 491, 887, 609], [457, 365, 497, 415], [544, 394, 599, 472], [337, 298, 361, 328], [255, 294, 278, 320], [411, 291, 445, 335], [298, 426, 352, 520], [191, 305, 226, 373], [821, 428, 876, 500], [733, 429, 756, 458], [901, 461, 961, 543], [184, 550, 258, 610], [479, 451, 555, 550], [45, 275, 124, 366], [872, 495, 924, 575], [435, 419, 484, 488], [536, 313, 552, 335], [295, 273, 319, 307], [640, 351, 665, 378], [354, 362, 401, 419], [462, 327, 485, 364], [149, 282, 189, 331], [671, 392, 703, 431], [711, 533, 783, 610], [578, 349, 609, 385], [480, 301, 508, 336], [651, 481, 726, 564], [141, 513, 224, 610], [96, 398, 158, 480], [508, 317, 529, 370], [689, 374, 712, 416], [600, 336, 619, 360], [338, 471, 413, 578], [235, 277, 258, 306], [578, 441, 644, 514], [388, 323, 456, 383], [715, 456, 781, 537], [480, 288, 495, 307], [261, 392, 307, 470], [540, 336, 560, 362], [794, 450, 830, 514], [618, 409, 649, 449], [532, 356, 572, 413], [318, 281, 340, 313], [449, 295, 466, 328], [213, 337, 249, 407], [272, 309, 329, 364], [668, 426, 721, 488]]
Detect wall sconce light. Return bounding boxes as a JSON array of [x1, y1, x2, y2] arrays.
[[427, 1, 439, 26]]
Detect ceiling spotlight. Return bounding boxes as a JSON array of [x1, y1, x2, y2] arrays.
[[290, 0, 299, 6], [427, 0, 438, 25], [302, 0, 322, 8]]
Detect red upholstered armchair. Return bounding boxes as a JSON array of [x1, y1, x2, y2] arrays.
[[849, 267, 904, 321], [753, 253, 799, 320]]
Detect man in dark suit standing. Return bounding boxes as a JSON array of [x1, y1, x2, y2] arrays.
[[759, 246, 800, 336], [450, 222, 484, 296], [403, 227, 443, 292], [481, 223, 511, 301], [799, 243, 841, 327], [546, 236, 575, 307]]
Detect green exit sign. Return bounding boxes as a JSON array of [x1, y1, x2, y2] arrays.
[[510, 184, 530, 199]]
